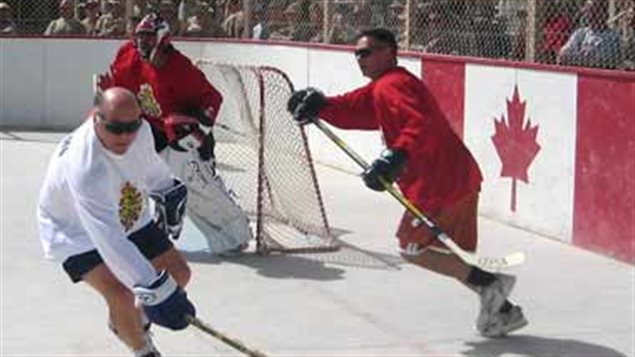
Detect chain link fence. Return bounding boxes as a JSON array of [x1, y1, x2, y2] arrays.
[[1, 0, 633, 70]]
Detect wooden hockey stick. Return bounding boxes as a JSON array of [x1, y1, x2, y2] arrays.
[[312, 119, 525, 272], [186, 315, 268, 357]]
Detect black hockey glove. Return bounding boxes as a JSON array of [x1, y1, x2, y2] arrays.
[[287, 87, 327, 125], [151, 179, 187, 240], [362, 149, 407, 192], [183, 107, 214, 127], [133, 270, 196, 330], [196, 130, 215, 162]]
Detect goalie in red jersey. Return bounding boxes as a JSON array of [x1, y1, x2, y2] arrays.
[[98, 13, 252, 256]]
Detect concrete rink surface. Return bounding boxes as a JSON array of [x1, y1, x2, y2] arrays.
[[1, 131, 633, 357]]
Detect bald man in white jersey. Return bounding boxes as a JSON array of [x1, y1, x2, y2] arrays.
[[37, 87, 196, 357]]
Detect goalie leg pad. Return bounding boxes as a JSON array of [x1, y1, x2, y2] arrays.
[[162, 149, 253, 253]]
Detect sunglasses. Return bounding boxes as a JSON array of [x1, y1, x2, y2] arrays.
[[354, 46, 388, 59], [97, 113, 143, 135]]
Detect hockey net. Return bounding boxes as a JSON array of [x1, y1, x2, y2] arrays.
[[196, 61, 338, 254]]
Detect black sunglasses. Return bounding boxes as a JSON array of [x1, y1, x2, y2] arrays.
[[354, 45, 388, 59], [96, 113, 143, 135]]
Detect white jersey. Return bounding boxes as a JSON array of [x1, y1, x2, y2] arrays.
[[37, 118, 173, 288]]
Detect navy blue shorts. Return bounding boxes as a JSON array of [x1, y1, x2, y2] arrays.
[[62, 222, 173, 283]]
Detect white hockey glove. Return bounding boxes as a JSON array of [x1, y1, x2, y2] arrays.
[[150, 179, 187, 240]]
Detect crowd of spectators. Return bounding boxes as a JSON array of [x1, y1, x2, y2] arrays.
[[0, 0, 633, 71]]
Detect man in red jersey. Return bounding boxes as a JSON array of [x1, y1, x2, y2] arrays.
[[288, 28, 527, 338], [98, 12, 252, 256]]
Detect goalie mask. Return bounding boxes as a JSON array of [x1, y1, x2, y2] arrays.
[[135, 13, 171, 63]]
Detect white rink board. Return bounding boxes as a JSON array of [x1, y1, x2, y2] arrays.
[[0, 38, 121, 128], [0, 40, 46, 127]]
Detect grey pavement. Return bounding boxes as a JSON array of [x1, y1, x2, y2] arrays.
[[1, 131, 633, 357]]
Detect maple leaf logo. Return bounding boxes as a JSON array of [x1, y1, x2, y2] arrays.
[[491, 85, 541, 212]]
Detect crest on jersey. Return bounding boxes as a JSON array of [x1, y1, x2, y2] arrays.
[[119, 181, 143, 231], [138, 83, 162, 118]]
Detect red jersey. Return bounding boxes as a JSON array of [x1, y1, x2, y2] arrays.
[[319, 67, 482, 214], [108, 41, 223, 135]]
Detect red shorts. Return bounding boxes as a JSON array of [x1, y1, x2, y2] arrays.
[[396, 192, 478, 253]]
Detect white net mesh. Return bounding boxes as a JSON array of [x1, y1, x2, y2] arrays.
[[196, 61, 338, 253]]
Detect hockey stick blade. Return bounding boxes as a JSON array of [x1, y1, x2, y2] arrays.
[[434, 231, 525, 271], [311, 119, 525, 272], [471, 251, 526, 272], [186, 315, 268, 357]]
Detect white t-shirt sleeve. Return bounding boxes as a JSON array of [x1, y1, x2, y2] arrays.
[[69, 161, 157, 288]]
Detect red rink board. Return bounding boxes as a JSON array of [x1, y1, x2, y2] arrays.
[[574, 74, 635, 263], [421, 56, 634, 263]]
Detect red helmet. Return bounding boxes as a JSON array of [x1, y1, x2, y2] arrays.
[[134, 13, 171, 62]]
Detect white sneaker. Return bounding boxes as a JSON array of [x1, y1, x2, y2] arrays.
[[476, 273, 516, 333], [481, 305, 528, 338]]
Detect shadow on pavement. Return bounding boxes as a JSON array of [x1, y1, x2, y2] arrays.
[[463, 334, 628, 357], [183, 250, 347, 281]]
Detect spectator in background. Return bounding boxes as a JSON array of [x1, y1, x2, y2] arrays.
[[559, 0, 622, 69], [133, 0, 154, 18], [82, 0, 101, 36], [384, 0, 405, 43], [222, 0, 244, 38], [351, 0, 372, 31], [270, 1, 317, 43], [178, 0, 198, 25], [622, 2, 635, 70], [252, 3, 270, 40], [326, 11, 356, 45], [419, 2, 468, 56], [418, 2, 446, 53], [269, 1, 300, 41], [307, 2, 324, 43], [496, 0, 527, 60], [410, 2, 436, 52], [540, 1, 574, 64], [472, 3, 511, 59], [184, 1, 226, 38], [510, 8, 527, 60], [100, 0, 112, 17], [45, 0, 87, 36], [75, 2, 87, 21], [159, 0, 182, 35], [95, 0, 126, 37], [0, 2, 17, 36]]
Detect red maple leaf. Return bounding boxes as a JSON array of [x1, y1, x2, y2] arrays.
[[491, 85, 541, 212]]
